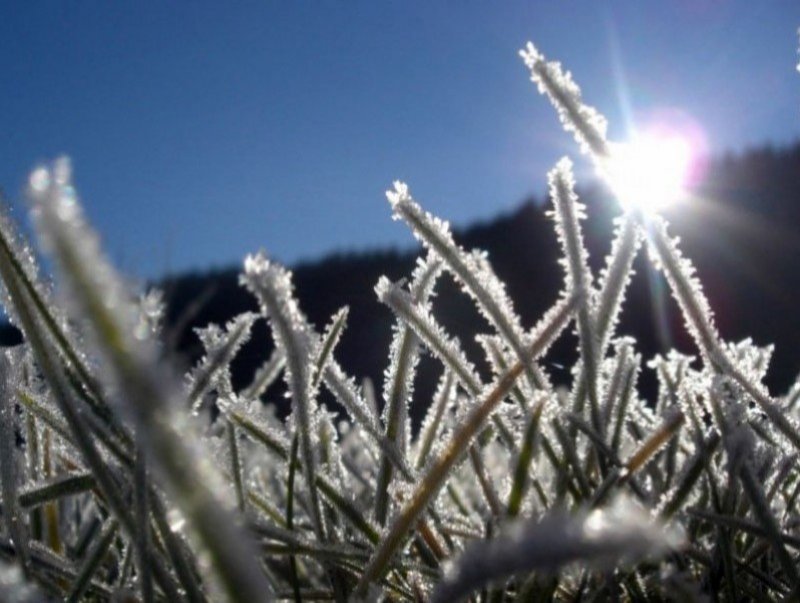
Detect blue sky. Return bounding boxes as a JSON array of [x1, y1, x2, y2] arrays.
[[2, 2, 799, 278]]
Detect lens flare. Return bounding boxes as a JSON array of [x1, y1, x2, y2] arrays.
[[602, 132, 694, 212]]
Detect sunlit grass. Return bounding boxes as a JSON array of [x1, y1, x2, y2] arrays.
[[0, 33, 796, 603]]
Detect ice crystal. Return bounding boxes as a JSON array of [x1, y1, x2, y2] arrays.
[[188, 312, 257, 410], [387, 182, 550, 397], [594, 214, 641, 351], [432, 496, 682, 602], [645, 217, 722, 366], [134, 288, 165, 341], [520, 42, 610, 158], [376, 275, 482, 396]]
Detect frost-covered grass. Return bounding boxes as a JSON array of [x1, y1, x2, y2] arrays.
[[0, 40, 799, 602]]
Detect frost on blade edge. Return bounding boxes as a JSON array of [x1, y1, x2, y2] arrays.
[[520, 42, 610, 159]]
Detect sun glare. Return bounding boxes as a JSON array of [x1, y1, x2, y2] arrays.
[[603, 132, 693, 212]]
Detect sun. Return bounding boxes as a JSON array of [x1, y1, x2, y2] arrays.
[[601, 132, 693, 213]]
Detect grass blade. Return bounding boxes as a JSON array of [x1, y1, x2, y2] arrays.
[[356, 293, 578, 593]]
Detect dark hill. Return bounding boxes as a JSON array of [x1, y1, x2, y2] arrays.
[[2, 144, 799, 422], [156, 143, 800, 421], [157, 199, 567, 420]]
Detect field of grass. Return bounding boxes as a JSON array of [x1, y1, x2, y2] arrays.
[[0, 39, 798, 602]]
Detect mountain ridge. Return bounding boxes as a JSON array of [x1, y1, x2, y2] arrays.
[[153, 143, 800, 419], [2, 143, 799, 419]]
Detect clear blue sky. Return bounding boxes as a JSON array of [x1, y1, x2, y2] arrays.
[[2, 2, 799, 278]]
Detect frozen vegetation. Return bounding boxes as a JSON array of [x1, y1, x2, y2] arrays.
[[0, 38, 799, 601]]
